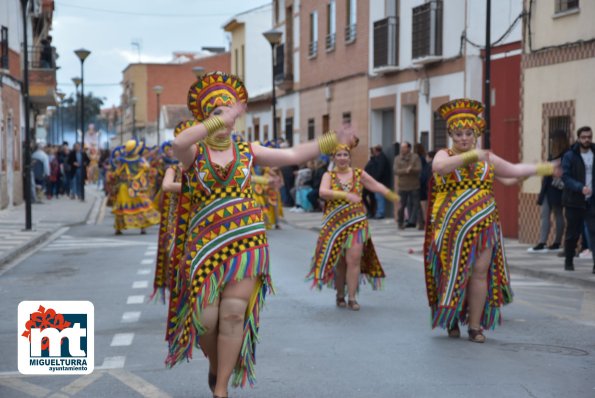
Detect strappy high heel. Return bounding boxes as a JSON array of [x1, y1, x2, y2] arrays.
[[347, 299, 360, 311], [468, 327, 486, 343]]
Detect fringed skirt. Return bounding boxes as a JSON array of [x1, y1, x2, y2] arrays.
[[307, 202, 385, 290], [112, 184, 160, 230], [424, 192, 513, 331]]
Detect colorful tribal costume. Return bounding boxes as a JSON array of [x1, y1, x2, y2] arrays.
[[106, 145, 124, 207], [111, 140, 160, 232], [151, 140, 184, 303], [423, 98, 513, 331], [252, 165, 284, 230], [166, 72, 272, 387], [307, 168, 385, 290]]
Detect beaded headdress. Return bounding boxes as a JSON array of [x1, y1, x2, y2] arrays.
[[187, 72, 248, 122], [438, 98, 486, 137]]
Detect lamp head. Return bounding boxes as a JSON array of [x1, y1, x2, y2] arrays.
[[263, 29, 283, 45], [74, 48, 91, 62], [152, 85, 163, 95], [192, 66, 205, 79], [72, 77, 81, 88]]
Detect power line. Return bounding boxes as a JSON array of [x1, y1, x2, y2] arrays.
[[56, 1, 235, 18]]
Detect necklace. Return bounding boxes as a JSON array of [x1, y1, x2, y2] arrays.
[[205, 135, 231, 151]]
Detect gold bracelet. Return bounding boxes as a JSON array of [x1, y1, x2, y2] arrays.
[[536, 162, 554, 176], [318, 131, 339, 155], [384, 190, 400, 202], [460, 150, 479, 166], [203, 116, 226, 136], [332, 190, 348, 200]]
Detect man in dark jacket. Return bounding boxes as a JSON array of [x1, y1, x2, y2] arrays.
[[67, 143, 90, 200], [561, 126, 595, 273], [371, 145, 391, 219]]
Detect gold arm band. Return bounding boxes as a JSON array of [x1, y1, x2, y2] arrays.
[[251, 175, 270, 185], [384, 190, 400, 202], [460, 149, 479, 166], [318, 131, 339, 155], [203, 116, 226, 136], [536, 162, 554, 176], [331, 190, 348, 200]]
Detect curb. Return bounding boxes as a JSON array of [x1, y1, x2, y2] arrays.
[[0, 230, 51, 269], [507, 263, 595, 289], [0, 191, 100, 273]]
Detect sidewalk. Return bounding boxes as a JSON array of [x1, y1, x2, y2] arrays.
[[281, 208, 595, 289], [0, 185, 102, 272]]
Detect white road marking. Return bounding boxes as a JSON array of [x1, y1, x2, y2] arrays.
[[141, 259, 153, 265], [98, 356, 126, 369], [110, 333, 134, 347], [127, 295, 145, 304], [108, 369, 172, 398], [137, 269, 151, 275], [132, 281, 149, 289], [121, 311, 141, 323]]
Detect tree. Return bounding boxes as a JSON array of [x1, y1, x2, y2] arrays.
[[61, 92, 104, 134]]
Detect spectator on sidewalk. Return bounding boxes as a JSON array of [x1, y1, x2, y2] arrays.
[[58, 142, 71, 197], [290, 163, 313, 212], [370, 145, 391, 219], [32, 144, 49, 203], [307, 157, 330, 212], [529, 130, 569, 253], [363, 147, 377, 217], [415, 143, 429, 230], [394, 141, 421, 229], [67, 142, 90, 200], [561, 125, 595, 273], [48, 146, 62, 199], [280, 164, 298, 207]]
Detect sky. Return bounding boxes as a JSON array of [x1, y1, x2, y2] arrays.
[[53, 0, 271, 108]]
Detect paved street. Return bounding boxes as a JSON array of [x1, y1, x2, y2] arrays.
[[0, 205, 594, 398]]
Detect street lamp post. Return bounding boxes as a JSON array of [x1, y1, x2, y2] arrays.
[[263, 29, 283, 143], [74, 48, 91, 201], [483, 0, 492, 150], [152, 85, 163, 145], [72, 77, 81, 143], [57, 92, 65, 144], [131, 97, 138, 139], [20, 0, 32, 230]]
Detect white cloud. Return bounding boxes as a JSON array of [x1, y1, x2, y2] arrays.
[[116, 49, 172, 64]]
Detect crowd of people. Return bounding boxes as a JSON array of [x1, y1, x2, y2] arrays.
[[93, 71, 569, 398], [30, 141, 110, 203]]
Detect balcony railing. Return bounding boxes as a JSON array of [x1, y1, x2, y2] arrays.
[[28, 45, 57, 69], [325, 33, 336, 51], [373, 16, 399, 69], [308, 41, 318, 58], [345, 24, 357, 43]]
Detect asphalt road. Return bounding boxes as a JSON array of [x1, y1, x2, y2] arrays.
[[0, 212, 594, 398]]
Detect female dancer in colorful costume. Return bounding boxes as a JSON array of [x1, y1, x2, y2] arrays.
[[423, 98, 558, 342], [251, 144, 284, 230], [152, 131, 190, 302], [167, 72, 356, 398], [111, 139, 160, 235], [307, 144, 399, 310], [106, 145, 124, 207]]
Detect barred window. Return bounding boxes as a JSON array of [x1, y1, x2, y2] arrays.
[[308, 118, 315, 140], [433, 111, 448, 150], [555, 0, 579, 13], [1, 26, 8, 70]]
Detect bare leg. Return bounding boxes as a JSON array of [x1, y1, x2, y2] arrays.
[[198, 299, 220, 388], [467, 247, 493, 334], [335, 257, 346, 297], [345, 241, 364, 308], [213, 277, 257, 397]]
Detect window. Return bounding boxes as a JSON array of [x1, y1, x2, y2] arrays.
[[433, 111, 448, 149], [1, 26, 8, 70], [309, 11, 318, 57], [373, 16, 399, 68], [285, 117, 294, 146], [323, 114, 330, 134], [548, 116, 571, 157], [556, 0, 579, 13], [308, 118, 315, 140], [420, 131, 429, 151], [412, 0, 443, 59], [345, 0, 357, 43], [326, 0, 336, 50], [342, 112, 351, 124]]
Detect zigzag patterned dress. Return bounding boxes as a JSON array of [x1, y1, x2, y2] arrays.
[[111, 160, 160, 230], [152, 164, 182, 302], [165, 141, 272, 388], [423, 151, 513, 331], [307, 168, 385, 290]]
